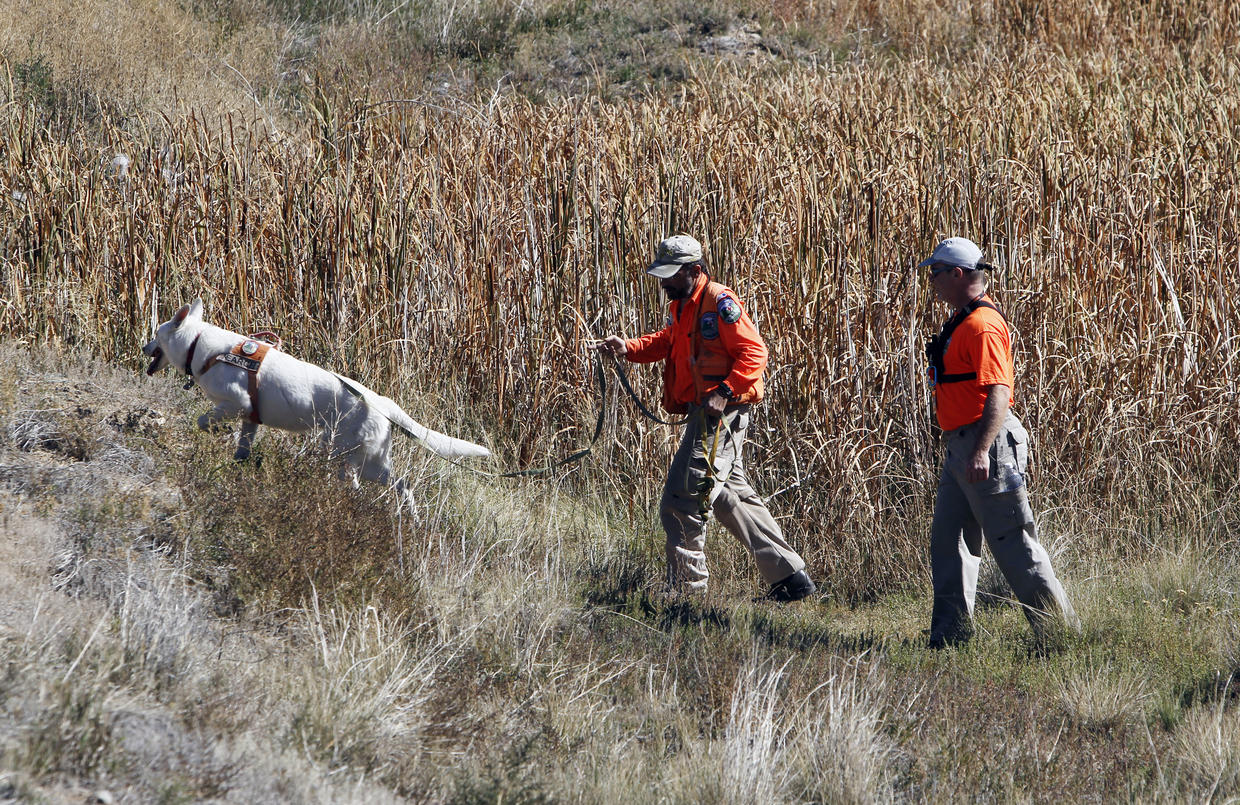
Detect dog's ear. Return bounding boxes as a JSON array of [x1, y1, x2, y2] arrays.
[[172, 299, 204, 328]]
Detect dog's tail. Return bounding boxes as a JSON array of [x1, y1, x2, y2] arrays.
[[333, 373, 491, 458]]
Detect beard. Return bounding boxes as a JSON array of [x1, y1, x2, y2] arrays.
[[662, 284, 690, 300]]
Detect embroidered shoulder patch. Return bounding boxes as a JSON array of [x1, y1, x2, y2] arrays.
[[717, 296, 742, 324], [700, 313, 720, 340]]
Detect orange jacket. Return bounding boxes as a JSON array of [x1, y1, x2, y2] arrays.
[[625, 274, 767, 414]]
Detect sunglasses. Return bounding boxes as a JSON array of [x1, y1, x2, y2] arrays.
[[927, 263, 956, 277]]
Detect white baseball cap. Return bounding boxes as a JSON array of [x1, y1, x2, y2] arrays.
[[647, 235, 704, 278], [918, 237, 990, 271]]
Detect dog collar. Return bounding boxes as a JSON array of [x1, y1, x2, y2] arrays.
[[184, 335, 202, 377]]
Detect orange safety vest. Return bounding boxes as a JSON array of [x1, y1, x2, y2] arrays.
[[625, 276, 767, 415]]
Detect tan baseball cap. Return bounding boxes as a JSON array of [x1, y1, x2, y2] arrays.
[[646, 234, 703, 278]]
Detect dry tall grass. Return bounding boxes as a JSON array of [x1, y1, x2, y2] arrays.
[[0, 0, 291, 121], [4, 2, 1240, 801], [3, 1, 1240, 604], [1, 336, 1236, 800], [1170, 701, 1240, 799]]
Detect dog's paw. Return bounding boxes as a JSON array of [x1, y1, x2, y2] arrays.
[[199, 413, 233, 434]]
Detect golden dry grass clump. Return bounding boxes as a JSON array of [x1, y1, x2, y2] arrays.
[[0, 0, 291, 119]]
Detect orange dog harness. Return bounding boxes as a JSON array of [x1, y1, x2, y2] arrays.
[[202, 339, 272, 424]]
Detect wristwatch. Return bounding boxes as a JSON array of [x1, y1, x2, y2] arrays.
[[716, 382, 735, 400]]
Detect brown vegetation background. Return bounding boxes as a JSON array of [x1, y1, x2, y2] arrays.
[[3, 0, 1240, 600], [3, 2, 1240, 802]]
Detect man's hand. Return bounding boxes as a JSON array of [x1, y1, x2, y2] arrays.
[[966, 383, 1010, 484], [966, 448, 990, 483], [595, 335, 627, 356], [704, 389, 728, 416]]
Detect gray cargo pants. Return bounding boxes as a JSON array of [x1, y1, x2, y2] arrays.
[[929, 412, 1078, 643], [661, 404, 805, 592]]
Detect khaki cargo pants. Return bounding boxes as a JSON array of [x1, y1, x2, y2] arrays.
[[661, 404, 805, 592], [929, 412, 1079, 643]]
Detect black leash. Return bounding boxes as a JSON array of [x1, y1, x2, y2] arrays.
[[422, 351, 609, 480], [605, 353, 690, 426], [427, 349, 687, 480], [495, 353, 609, 478]]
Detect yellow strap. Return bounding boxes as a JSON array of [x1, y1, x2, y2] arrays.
[[696, 408, 725, 515]]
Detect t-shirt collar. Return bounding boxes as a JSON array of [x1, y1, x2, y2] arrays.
[[688, 272, 708, 303], [954, 292, 990, 317]]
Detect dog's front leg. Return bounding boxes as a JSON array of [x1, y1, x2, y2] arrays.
[[235, 421, 259, 462], [337, 461, 361, 489], [393, 477, 419, 520], [198, 405, 232, 433]]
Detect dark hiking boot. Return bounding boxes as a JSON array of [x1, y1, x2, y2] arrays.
[[766, 569, 817, 602], [925, 628, 972, 650]]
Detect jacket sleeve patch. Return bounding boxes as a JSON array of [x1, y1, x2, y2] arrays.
[[717, 296, 742, 324], [700, 313, 720, 340]]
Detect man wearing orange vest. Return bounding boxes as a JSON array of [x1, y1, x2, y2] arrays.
[[598, 235, 815, 601], [921, 236, 1077, 647]]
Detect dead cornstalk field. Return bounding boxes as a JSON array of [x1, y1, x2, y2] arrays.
[[3, 7, 1240, 599]]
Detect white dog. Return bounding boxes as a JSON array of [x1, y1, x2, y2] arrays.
[[143, 299, 489, 508]]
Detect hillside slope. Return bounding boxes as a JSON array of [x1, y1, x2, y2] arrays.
[[1, 346, 1237, 801]]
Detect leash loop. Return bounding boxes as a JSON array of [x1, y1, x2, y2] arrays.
[[495, 353, 609, 478], [606, 354, 690, 426], [417, 341, 699, 480]]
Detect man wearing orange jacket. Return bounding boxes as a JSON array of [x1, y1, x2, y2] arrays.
[[921, 236, 1077, 647], [598, 235, 815, 601]]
